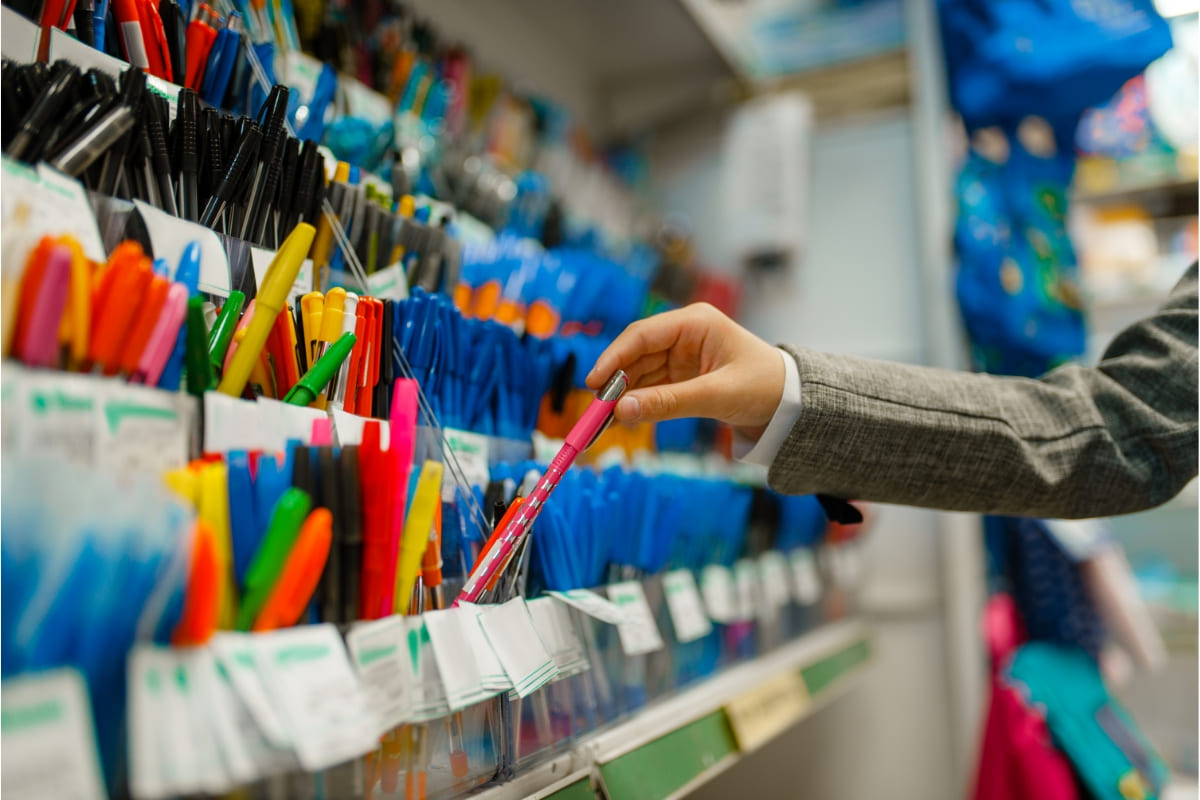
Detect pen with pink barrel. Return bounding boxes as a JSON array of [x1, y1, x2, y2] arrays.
[[18, 244, 72, 368], [131, 283, 188, 384], [453, 370, 629, 606]]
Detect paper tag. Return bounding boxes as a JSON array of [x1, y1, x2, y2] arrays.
[[759, 552, 792, 611], [1, 159, 107, 264], [47, 27, 125, 79], [724, 670, 811, 752], [2, 668, 107, 800], [134, 200, 231, 297], [424, 608, 498, 710], [345, 616, 413, 731], [443, 428, 490, 499], [203, 392, 267, 454], [208, 633, 291, 749], [734, 559, 760, 622], [341, 76, 394, 125], [401, 617, 453, 721], [210, 651, 295, 779], [527, 597, 590, 676], [331, 408, 388, 446], [1, 6, 40, 62], [365, 263, 409, 301], [283, 51, 324, 103], [168, 649, 232, 795], [548, 589, 634, 625], [250, 248, 313, 306], [97, 384, 192, 477], [789, 548, 822, 606], [479, 598, 559, 697], [254, 625, 380, 770], [662, 570, 714, 643], [700, 565, 739, 624], [180, 648, 257, 789], [12, 371, 99, 467], [456, 603, 514, 692], [256, 398, 325, 449], [607, 581, 665, 656]]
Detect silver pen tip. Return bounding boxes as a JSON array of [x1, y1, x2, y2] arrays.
[[599, 370, 629, 402]]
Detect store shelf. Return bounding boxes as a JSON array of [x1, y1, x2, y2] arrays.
[[471, 619, 871, 800], [1073, 175, 1200, 209]]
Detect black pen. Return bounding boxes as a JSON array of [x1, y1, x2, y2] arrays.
[[146, 93, 177, 215], [7, 62, 79, 161], [272, 136, 300, 249], [200, 122, 261, 227], [94, 68, 146, 196], [176, 89, 200, 222], [159, 0, 187, 91], [242, 85, 288, 244]]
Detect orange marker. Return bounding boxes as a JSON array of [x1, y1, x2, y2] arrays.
[[10, 236, 56, 358], [251, 509, 333, 632], [117, 274, 169, 375], [341, 309, 368, 415], [173, 520, 220, 646], [90, 251, 152, 374]]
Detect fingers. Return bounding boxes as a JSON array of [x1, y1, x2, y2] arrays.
[[613, 374, 718, 425], [587, 306, 701, 389]]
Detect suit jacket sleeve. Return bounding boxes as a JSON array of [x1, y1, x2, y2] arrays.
[[768, 263, 1198, 518]]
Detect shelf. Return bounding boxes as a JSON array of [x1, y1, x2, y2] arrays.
[[1073, 175, 1199, 207], [470, 619, 872, 800]]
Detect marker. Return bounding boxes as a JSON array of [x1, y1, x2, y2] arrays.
[[236, 487, 311, 630], [218, 223, 315, 397], [299, 291, 324, 365], [172, 520, 220, 646], [198, 461, 236, 630], [89, 249, 152, 374], [117, 272, 169, 376], [281, 332, 356, 407], [251, 508, 333, 631], [131, 283, 187, 385], [185, 297, 215, 395], [18, 244, 72, 368], [206, 289, 245, 377], [56, 237, 91, 370], [393, 461, 442, 617]]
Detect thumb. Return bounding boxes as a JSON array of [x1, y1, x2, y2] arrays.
[[614, 375, 719, 424]]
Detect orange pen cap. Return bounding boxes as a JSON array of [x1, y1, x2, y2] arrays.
[[173, 520, 220, 646], [117, 274, 169, 375], [251, 508, 333, 632]]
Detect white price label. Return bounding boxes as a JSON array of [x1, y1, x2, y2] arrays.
[[548, 589, 634, 625], [456, 603, 515, 692], [607, 581, 665, 656], [759, 552, 792, 610], [134, 200, 231, 297], [443, 428, 491, 500], [700, 565, 739, 624], [2, 669, 107, 800], [479, 599, 558, 697], [345, 617, 413, 732], [425, 607, 500, 710], [401, 617, 452, 722], [662, 570, 713, 643], [527, 597, 590, 676], [789, 549, 822, 606]]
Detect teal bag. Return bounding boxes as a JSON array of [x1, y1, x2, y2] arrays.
[[1006, 643, 1170, 800]]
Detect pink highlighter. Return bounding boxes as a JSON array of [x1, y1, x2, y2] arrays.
[[381, 378, 418, 616], [453, 370, 629, 606], [19, 245, 71, 368], [132, 283, 187, 385]]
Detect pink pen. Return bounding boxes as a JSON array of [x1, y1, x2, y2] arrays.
[[454, 370, 629, 606], [19, 245, 72, 368], [132, 284, 187, 384], [381, 378, 418, 615]]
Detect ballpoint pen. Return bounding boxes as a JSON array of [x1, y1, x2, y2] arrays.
[[199, 122, 261, 227], [111, 0, 149, 68], [184, 3, 220, 90], [206, 290, 245, 376], [455, 370, 629, 605], [6, 63, 79, 162], [134, 0, 170, 80], [158, 0, 186, 87], [176, 89, 201, 222], [281, 331, 356, 407]]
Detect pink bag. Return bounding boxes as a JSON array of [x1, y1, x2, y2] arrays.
[[971, 594, 1079, 800]]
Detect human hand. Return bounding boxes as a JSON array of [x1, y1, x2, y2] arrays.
[[586, 303, 784, 439]]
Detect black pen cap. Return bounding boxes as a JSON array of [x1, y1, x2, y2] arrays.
[[214, 123, 261, 203], [8, 62, 81, 161], [200, 106, 220, 194], [177, 89, 199, 175], [118, 66, 146, 116], [292, 140, 320, 226], [145, 93, 172, 177], [277, 136, 300, 220]]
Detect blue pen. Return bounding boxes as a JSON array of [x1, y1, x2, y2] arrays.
[[227, 451, 257, 586], [93, 0, 110, 55], [157, 243, 202, 390]]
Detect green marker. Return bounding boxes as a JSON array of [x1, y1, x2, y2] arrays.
[[184, 297, 215, 395], [236, 488, 311, 631], [206, 290, 245, 377], [282, 331, 356, 407]]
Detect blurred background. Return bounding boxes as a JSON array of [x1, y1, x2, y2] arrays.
[[402, 1, 1197, 797]]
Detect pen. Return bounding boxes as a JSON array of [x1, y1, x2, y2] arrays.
[[6, 62, 79, 162], [393, 461, 442, 617], [455, 371, 629, 605], [339, 306, 368, 415], [251, 509, 332, 631], [184, 3, 219, 90], [299, 291, 323, 365], [117, 272, 169, 376], [198, 461, 236, 629], [185, 297, 215, 395], [218, 223, 315, 397], [56, 237, 90, 370], [199, 122, 260, 227], [18, 243, 72, 369], [206, 290, 244, 376], [159, 0, 187, 87], [242, 85, 287, 244], [89, 248, 152, 374], [281, 331, 356, 407], [134, 0, 169, 80], [172, 521, 220, 646], [236, 487, 311, 630], [176, 89, 200, 222], [111, 0, 150, 68]]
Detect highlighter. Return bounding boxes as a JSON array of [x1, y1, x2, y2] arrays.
[[56, 237, 91, 370], [299, 291, 324, 365], [281, 331, 355, 407], [237, 487, 312, 630], [198, 461, 236, 629], [393, 461, 443, 616], [117, 273, 169, 376], [217, 222, 315, 397], [206, 289, 244, 376], [131, 284, 186, 385], [251, 508, 333, 632], [382, 379, 419, 613], [18, 244, 72, 369], [184, 297, 215, 395], [172, 520, 220, 646]]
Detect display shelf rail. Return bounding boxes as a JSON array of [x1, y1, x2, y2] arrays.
[[470, 618, 872, 800]]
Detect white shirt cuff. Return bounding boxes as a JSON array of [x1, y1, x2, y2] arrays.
[[736, 347, 803, 468]]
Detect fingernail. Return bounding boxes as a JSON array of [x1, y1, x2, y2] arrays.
[[617, 395, 640, 421]]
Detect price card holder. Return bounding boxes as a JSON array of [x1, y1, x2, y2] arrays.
[[479, 598, 558, 698], [607, 581, 665, 656], [253, 625, 380, 771], [723, 670, 811, 752], [345, 616, 414, 732], [662, 569, 714, 643], [256, 398, 325, 449], [204, 392, 268, 453], [331, 408, 389, 446], [1, 668, 107, 800], [700, 565, 739, 624], [547, 589, 633, 625]]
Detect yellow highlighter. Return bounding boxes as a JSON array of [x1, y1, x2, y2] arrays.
[[313, 288, 346, 409], [299, 292, 324, 366], [55, 237, 90, 370], [218, 223, 315, 397], [163, 467, 200, 506], [394, 461, 444, 615], [198, 462, 237, 629]]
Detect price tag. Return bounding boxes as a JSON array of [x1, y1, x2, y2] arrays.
[[734, 559, 760, 622], [548, 589, 634, 625], [134, 200, 231, 297], [724, 670, 811, 752], [36, 165, 108, 262], [700, 565, 739, 624], [331, 408, 388, 447], [424, 607, 499, 710], [13, 371, 100, 468], [607, 581, 665, 656], [789, 548, 822, 606], [1, 6, 40, 62], [454, 603, 513, 692], [478, 598, 558, 697], [344, 616, 412, 732], [662, 569, 713, 643], [254, 625, 380, 770], [250, 248, 313, 307], [400, 617, 452, 722], [171, 648, 239, 795], [2, 668, 107, 800], [1, 158, 107, 266], [256, 398, 325, 449], [366, 263, 409, 301], [97, 383, 193, 477], [208, 633, 291, 749], [758, 552, 792, 611], [527, 597, 590, 676], [210, 651, 295, 779], [203, 392, 268, 454], [442, 428, 490, 500]]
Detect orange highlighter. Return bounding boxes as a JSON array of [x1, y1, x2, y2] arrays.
[[89, 248, 152, 374], [251, 509, 333, 631], [117, 274, 169, 375], [173, 520, 221, 646]]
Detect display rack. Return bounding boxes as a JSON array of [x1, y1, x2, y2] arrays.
[[470, 619, 872, 800]]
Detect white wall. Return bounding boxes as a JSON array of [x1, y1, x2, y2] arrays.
[[649, 109, 972, 800]]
